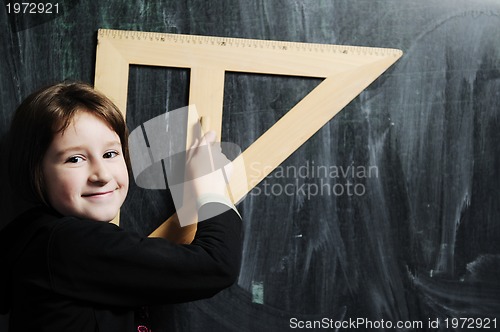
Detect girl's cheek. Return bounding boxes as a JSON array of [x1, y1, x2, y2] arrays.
[[50, 170, 80, 195]]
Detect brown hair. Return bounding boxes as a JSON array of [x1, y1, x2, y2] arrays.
[[8, 82, 130, 206]]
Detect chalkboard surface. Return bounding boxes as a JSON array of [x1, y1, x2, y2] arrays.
[[1, 0, 499, 331]]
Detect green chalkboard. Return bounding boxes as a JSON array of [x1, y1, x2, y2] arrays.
[[1, 1, 499, 331]]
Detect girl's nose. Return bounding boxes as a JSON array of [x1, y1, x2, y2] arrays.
[[88, 160, 112, 184]]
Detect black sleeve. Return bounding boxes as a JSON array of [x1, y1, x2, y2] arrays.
[[47, 203, 242, 307]]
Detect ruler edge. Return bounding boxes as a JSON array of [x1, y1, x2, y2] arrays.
[[97, 28, 403, 58]]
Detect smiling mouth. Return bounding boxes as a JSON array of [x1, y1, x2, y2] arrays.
[[82, 190, 115, 198]]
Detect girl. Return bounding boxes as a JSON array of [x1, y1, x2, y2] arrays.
[[0, 82, 242, 331]]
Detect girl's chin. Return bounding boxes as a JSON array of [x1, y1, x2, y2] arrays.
[[73, 210, 119, 222]]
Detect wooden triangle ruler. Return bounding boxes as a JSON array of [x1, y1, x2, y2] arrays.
[[94, 29, 402, 242]]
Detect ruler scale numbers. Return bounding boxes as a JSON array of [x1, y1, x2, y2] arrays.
[[94, 29, 402, 242]]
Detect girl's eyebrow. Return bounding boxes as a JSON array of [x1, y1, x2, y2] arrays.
[[103, 140, 122, 149], [54, 145, 86, 158], [54, 140, 122, 157]]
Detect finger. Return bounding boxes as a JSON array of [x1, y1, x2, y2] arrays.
[[211, 145, 230, 169], [186, 138, 199, 163], [200, 130, 216, 146], [200, 116, 210, 135], [223, 161, 234, 180]]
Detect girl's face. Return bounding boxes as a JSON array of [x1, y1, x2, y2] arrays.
[[42, 111, 129, 222]]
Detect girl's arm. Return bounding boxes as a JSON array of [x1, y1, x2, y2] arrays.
[[47, 204, 241, 306], [150, 130, 238, 244]]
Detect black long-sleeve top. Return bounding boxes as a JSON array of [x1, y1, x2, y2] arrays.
[[0, 203, 242, 332]]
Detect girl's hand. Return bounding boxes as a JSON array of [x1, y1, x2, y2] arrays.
[[185, 131, 232, 199]]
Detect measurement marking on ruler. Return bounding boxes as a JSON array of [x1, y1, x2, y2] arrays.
[[98, 29, 402, 58]]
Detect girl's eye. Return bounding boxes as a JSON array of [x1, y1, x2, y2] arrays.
[[66, 156, 84, 164], [103, 151, 119, 159]]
